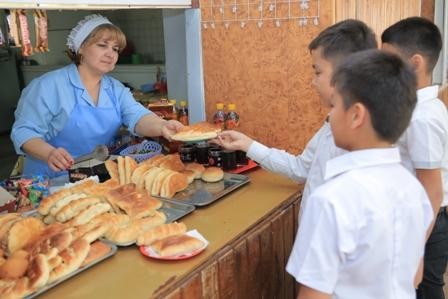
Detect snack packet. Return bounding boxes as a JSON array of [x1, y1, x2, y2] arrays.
[[33, 10, 49, 52], [17, 9, 33, 56], [6, 9, 21, 47]]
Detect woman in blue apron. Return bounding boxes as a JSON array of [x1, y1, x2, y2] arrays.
[[11, 14, 182, 178]]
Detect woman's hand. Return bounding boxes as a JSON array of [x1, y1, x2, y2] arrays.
[[211, 130, 253, 152], [47, 147, 74, 172], [161, 120, 184, 141]]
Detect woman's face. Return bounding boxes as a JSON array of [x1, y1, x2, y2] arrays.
[[78, 33, 120, 75]]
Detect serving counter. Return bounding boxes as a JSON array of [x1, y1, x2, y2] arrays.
[[40, 169, 303, 299]]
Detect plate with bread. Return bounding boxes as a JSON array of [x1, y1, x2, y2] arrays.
[[138, 224, 208, 260], [171, 122, 221, 143]]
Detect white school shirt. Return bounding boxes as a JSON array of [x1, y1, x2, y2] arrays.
[[397, 85, 448, 207], [247, 121, 346, 212], [286, 148, 432, 299]]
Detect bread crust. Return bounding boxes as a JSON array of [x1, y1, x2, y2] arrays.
[[137, 222, 186, 246], [151, 235, 204, 257]]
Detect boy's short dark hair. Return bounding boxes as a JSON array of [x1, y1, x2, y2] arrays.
[[332, 49, 417, 143], [381, 17, 442, 73], [309, 19, 377, 65]]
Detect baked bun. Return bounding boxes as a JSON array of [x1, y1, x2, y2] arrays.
[[150, 235, 205, 257], [27, 253, 50, 289], [137, 222, 187, 246], [185, 163, 205, 179], [160, 173, 189, 199], [201, 167, 224, 183], [8, 217, 45, 254]]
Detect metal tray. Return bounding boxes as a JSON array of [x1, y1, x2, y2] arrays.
[[26, 240, 117, 298], [163, 173, 250, 206], [158, 198, 196, 222]]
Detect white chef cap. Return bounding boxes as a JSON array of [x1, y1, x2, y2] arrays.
[[66, 14, 112, 53]]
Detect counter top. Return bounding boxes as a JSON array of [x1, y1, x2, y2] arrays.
[[40, 169, 301, 299]]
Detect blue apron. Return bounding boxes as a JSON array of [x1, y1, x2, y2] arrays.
[[23, 82, 121, 178]]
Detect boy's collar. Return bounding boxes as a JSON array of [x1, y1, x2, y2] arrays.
[[324, 147, 400, 180], [417, 85, 439, 103]]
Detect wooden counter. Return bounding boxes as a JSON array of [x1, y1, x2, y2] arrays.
[[40, 169, 302, 299]]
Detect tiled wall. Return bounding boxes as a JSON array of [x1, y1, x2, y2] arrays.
[[21, 9, 165, 66]]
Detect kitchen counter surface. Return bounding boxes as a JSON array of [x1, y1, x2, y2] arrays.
[[40, 168, 302, 298]]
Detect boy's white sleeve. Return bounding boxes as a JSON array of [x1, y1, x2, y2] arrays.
[[247, 125, 324, 182], [286, 192, 343, 294], [406, 117, 447, 169]]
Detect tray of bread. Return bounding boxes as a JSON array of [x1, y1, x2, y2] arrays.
[[102, 154, 249, 206], [33, 177, 195, 247], [0, 212, 117, 299]]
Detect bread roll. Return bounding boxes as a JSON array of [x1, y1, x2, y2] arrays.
[[27, 254, 50, 289], [117, 156, 126, 185], [68, 179, 95, 194], [181, 170, 196, 184], [125, 156, 138, 184], [201, 167, 224, 183], [159, 154, 185, 172], [151, 235, 205, 257], [151, 169, 173, 196], [48, 238, 90, 283], [82, 223, 111, 244], [140, 154, 164, 166], [8, 217, 45, 254], [81, 241, 111, 267], [137, 222, 187, 246], [49, 193, 88, 216], [185, 163, 205, 179], [105, 159, 119, 180], [160, 173, 189, 199], [55, 196, 102, 222], [0, 252, 29, 279], [38, 189, 72, 215], [143, 167, 164, 194], [69, 203, 111, 226], [114, 192, 161, 219], [131, 164, 153, 187]]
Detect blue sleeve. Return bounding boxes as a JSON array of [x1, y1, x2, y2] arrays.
[[112, 80, 152, 135], [11, 78, 66, 155]]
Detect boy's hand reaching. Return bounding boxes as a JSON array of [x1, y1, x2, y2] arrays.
[[212, 130, 253, 152]]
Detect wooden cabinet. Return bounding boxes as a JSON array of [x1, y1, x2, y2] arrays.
[[158, 192, 302, 299]]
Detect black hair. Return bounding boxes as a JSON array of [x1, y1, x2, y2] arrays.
[[381, 17, 442, 73], [332, 49, 417, 143], [309, 19, 378, 65]]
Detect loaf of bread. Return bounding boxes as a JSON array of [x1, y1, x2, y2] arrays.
[[69, 203, 111, 226], [185, 163, 205, 179], [160, 173, 189, 199], [49, 193, 88, 216], [81, 241, 112, 267], [27, 253, 50, 289], [171, 122, 221, 142], [117, 156, 126, 185], [140, 154, 165, 166], [115, 192, 161, 219], [150, 235, 205, 257], [48, 238, 90, 283], [131, 163, 153, 187], [151, 169, 173, 196], [0, 250, 29, 279], [159, 154, 185, 172], [201, 167, 224, 183], [55, 196, 102, 223], [105, 159, 119, 181], [137, 222, 186, 246], [82, 223, 111, 244], [143, 167, 164, 193], [125, 156, 138, 184], [7, 217, 45, 254], [68, 179, 96, 195], [38, 189, 72, 215], [181, 170, 196, 184]]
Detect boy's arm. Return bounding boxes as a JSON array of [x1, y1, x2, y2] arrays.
[[416, 168, 443, 238], [297, 285, 331, 299]]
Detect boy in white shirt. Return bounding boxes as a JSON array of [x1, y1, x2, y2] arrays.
[[286, 49, 433, 299], [213, 20, 377, 213], [381, 17, 448, 299]]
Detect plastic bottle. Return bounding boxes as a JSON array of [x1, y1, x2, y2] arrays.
[[178, 100, 189, 125], [169, 99, 177, 120], [213, 103, 226, 130], [225, 103, 240, 129]]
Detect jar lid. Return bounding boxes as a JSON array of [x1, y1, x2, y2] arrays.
[[228, 103, 236, 110], [216, 103, 224, 109], [180, 100, 187, 106]]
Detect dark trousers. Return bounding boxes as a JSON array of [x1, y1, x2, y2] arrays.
[[417, 209, 448, 299]]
